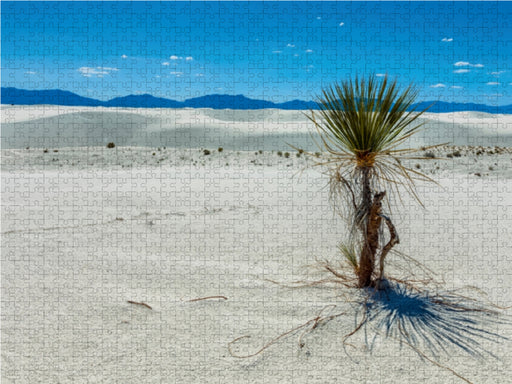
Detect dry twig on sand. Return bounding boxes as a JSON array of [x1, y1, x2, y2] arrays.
[[228, 305, 345, 359], [187, 296, 228, 302], [127, 300, 152, 310]]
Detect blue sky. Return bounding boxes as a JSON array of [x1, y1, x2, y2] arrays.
[[2, 1, 512, 104]]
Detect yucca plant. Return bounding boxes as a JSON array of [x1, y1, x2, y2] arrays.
[[307, 75, 436, 288]]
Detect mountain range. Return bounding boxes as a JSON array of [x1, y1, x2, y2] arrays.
[[2, 87, 512, 114]]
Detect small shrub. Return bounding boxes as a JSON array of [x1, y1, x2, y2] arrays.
[[338, 242, 359, 273], [203, 149, 211, 155], [424, 151, 435, 158], [277, 151, 283, 157], [152, 152, 156, 156], [489, 166, 494, 171], [259, 150, 263, 154], [452, 150, 461, 157], [218, 147, 223, 153], [447, 153, 453, 158], [107, 142, 115, 148], [315, 152, 321, 158], [415, 164, 421, 169], [296, 152, 301, 158], [284, 152, 290, 158], [53, 149, 58, 153], [43, 149, 48, 153]]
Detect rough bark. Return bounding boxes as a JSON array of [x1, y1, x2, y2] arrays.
[[356, 167, 373, 231], [377, 214, 399, 281], [357, 191, 385, 288]]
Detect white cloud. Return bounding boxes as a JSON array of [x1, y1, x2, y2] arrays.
[[490, 70, 506, 76], [441, 38, 453, 42], [305, 49, 313, 53], [195, 73, 204, 77], [185, 56, 193, 61], [272, 50, 282, 54], [453, 69, 470, 74], [454, 61, 484, 68], [486, 82, 500, 85], [294, 54, 299, 57], [78, 67, 117, 78], [287, 44, 295, 48], [162, 62, 170, 66], [121, 55, 127, 59], [376, 73, 386, 77], [170, 55, 181, 60], [339, 22, 344, 26], [430, 84, 446, 88], [25, 71, 36, 74], [170, 71, 183, 76], [317, 17, 321, 20], [450, 86, 463, 89]]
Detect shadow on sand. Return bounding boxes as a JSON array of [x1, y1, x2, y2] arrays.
[[355, 283, 509, 360]]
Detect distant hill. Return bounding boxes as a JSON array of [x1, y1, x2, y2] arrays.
[[413, 101, 512, 114], [185, 94, 276, 109], [2, 87, 512, 113], [275, 99, 318, 110], [1, 87, 103, 106], [104, 94, 184, 108]]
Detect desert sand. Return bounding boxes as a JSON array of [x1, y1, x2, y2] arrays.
[[1, 105, 511, 383]]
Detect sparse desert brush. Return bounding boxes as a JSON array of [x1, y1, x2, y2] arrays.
[[106, 142, 115, 148], [203, 149, 211, 155], [284, 152, 290, 158], [277, 151, 283, 157], [218, 147, 224, 152]]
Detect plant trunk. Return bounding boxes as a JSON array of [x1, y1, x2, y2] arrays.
[[357, 173, 385, 287], [377, 214, 399, 281]]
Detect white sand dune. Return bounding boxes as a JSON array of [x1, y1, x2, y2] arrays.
[[2, 105, 512, 150], [2, 143, 512, 383]]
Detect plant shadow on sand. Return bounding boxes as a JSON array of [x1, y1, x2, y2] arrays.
[[355, 283, 508, 361], [230, 271, 510, 383]]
